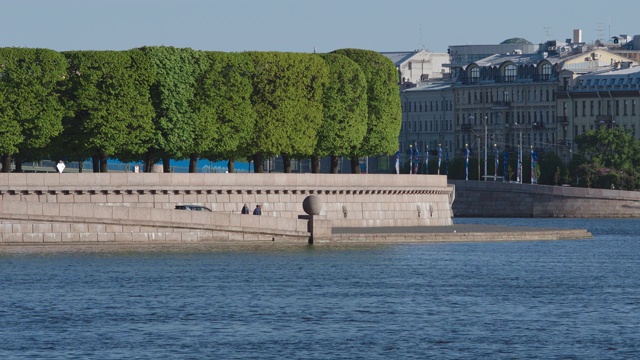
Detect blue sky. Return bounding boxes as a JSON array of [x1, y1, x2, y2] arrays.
[[2, 0, 639, 53]]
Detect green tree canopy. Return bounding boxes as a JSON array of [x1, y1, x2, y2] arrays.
[[315, 53, 368, 173], [194, 51, 256, 172], [575, 127, 640, 171], [0, 47, 67, 171], [247, 52, 328, 172], [331, 49, 401, 156], [137, 46, 205, 171], [58, 50, 155, 172]]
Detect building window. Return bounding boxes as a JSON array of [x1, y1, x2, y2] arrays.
[[616, 100, 620, 116], [590, 101, 594, 116], [624, 100, 628, 115], [582, 101, 586, 117], [541, 63, 551, 81], [633, 100, 637, 115], [505, 64, 516, 82]]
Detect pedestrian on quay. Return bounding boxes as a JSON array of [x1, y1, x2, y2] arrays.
[[253, 204, 262, 215], [241, 204, 250, 214]]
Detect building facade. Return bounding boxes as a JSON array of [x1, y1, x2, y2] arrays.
[[399, 82, 454, 167], [556, 64, 640, 163]]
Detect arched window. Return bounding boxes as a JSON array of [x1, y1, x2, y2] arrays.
[[541, 63, 552, 81], [504, 64, 516, 82], [470, 67, 480, 83]]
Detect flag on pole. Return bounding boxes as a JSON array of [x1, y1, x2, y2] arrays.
[[465, 144, 470, 181], [409, 146, 413, 174], [395, 150, 400, 175], [517, 145, 522, 183], [437, 144, 442, 175], [531, 148, 538, 184], [413, 146, 419, 174], [425, 145, 429, 175], [445, 145, 449, 176], [494, 145, 499, 181], [503, 149, 508, 181]]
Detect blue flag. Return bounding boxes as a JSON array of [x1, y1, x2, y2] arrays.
[[465, 145, 470, 181], [438, 145, 443, 175], [503, 149, 508, 181], [413, 147, 419, 174]]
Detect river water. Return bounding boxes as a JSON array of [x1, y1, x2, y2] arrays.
[[1, 218, 638, 359]]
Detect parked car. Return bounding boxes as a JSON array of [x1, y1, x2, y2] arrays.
[[175, 205, 212, 212]]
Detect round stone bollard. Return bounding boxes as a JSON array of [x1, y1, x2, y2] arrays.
[[303, 195, 323, 216], [302, 195, 323, 245]]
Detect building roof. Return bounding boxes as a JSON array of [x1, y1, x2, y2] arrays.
[[380, 51, 422, 66], [471, 52, 561, 68], [403, 81, 453, 92]]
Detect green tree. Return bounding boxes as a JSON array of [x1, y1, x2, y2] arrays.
[[331, 49, 401, 173], [196, 51, 256, 173], [537, 152, 564, 185], [315, 53, 367, 173], [58, 50, 155, 172], [137, 46, 205, 172], [576, 127, 640, 171], [0, 48, 67, 172], [247, 52, 328, 173]]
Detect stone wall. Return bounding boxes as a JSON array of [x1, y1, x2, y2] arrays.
[[451, 180, 640, 218], [0, 173, 454, 245], [0, 173, 454, 227]]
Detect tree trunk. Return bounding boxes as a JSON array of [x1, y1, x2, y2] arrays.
[[282, 154, 292, 173], [144, 152, 155, 172], [92, 155, 100, 173], [162, 157, 171, 173], [350, 156, 360, 174], [1, 154, 11, 173], [14, 158, 23, 173], [227, 159, 235, 173], [189, 153, 198, 173], [100, 153, 108, 173], [311, 155, 320, 173], [330, 155, 339, 173], [252, 153, 264, 173]]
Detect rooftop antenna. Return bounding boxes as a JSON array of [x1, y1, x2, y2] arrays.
[[543, 26, 552, 41]]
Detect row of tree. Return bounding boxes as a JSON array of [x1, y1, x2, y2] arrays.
[[0, 47, 401, 173]]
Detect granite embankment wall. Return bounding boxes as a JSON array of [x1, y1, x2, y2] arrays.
[[451, 180, 640, 217], [0, 173, 454, 245]]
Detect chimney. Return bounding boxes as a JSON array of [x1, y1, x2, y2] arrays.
[[573, 29, 583, 44]]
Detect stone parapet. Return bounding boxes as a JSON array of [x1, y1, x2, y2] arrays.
[[451, 180, 640, 218], [0, 173, 453, 227]]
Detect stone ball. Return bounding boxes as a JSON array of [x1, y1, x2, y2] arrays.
[[303, 195, 323, 215]]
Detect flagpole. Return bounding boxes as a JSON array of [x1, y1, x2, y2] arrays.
[[409, 144, 413, 175], [465, 144, 469, 181]]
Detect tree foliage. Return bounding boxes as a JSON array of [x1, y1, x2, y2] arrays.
[[196, 52, 256, 165], [247, 52, 328, 172], [0, 47, 67, 171], [58, 50, 155, 171], [331, 49, 401, 157], [316, 53, 367, 173], [576, 127, 640, 171]]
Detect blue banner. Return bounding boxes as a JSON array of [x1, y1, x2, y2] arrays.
[[438, 145, 443, 175], [465, 145, 470, 181], [503, 149, 508, 181], [494, 145, 499, 180], [445, 146, 449, 176], [413, 146, 419, 174]]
